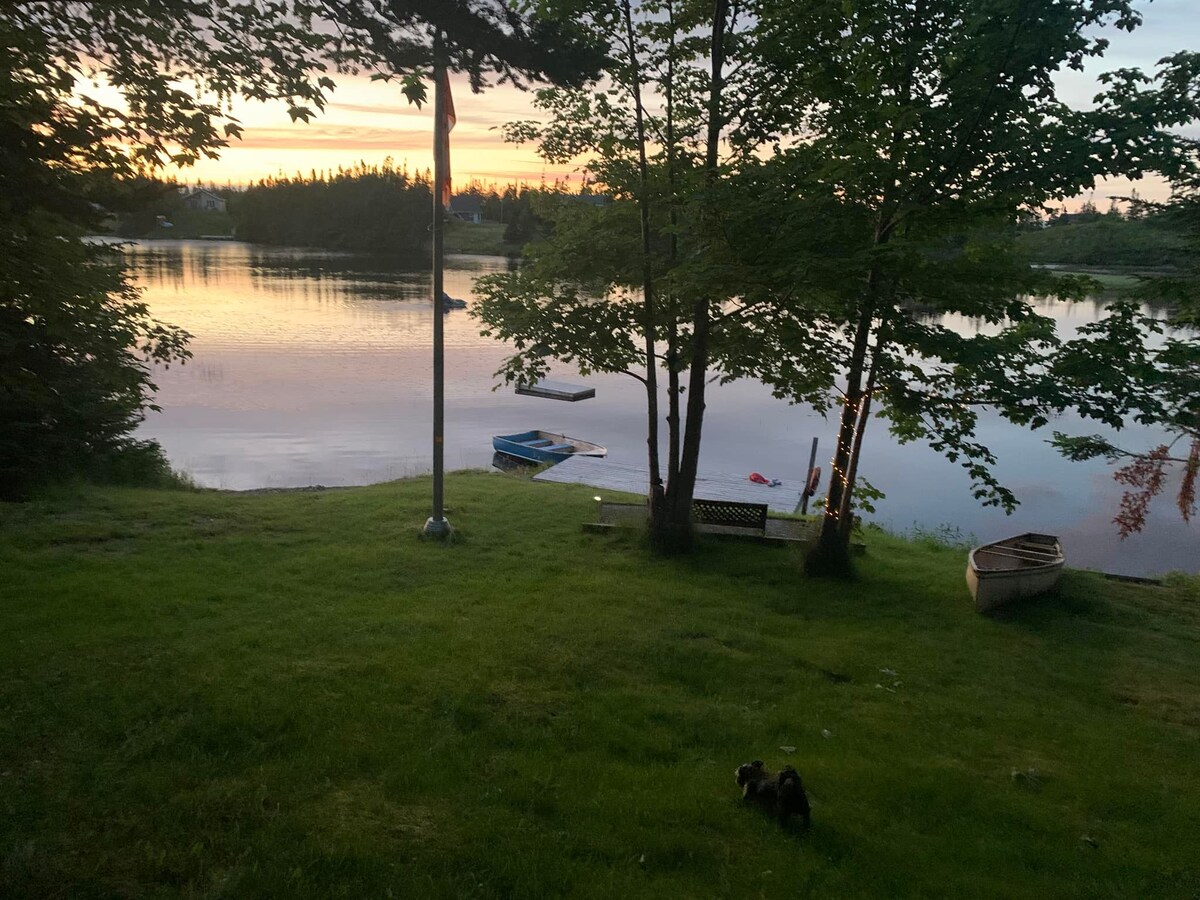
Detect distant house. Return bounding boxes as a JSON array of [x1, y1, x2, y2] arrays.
[[1052, 211, 1101, 226], [576, 193, 612, 208], [450, 193, 484, 223], [182, 189, 227, 213]]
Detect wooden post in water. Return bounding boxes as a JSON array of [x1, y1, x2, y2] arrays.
[[423, 33, 451, 539], [799, 436, 819, 516]]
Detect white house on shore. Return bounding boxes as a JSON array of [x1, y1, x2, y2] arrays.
[[182, 189, 227, 213], [449, 193, 484, 223]]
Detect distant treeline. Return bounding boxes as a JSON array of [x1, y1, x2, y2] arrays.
[[236, 162, 433, 254], [1017, 203, 1187, 268], [238, 168, 558, 253], [113, 173, 1188, 270], [109, 163, 575, 254]]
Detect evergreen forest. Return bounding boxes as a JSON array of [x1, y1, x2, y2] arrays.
[[113, 164, 566, 257]]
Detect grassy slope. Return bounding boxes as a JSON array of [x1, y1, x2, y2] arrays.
[[112, 209, 235, 240], [1, 474, 1197, 899], [444, 221, 518, 256], [1049, 270, 1142, 290]]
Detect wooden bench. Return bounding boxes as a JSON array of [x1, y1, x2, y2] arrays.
[[586, 499, 811, 545], [691, 498, 769, 531]]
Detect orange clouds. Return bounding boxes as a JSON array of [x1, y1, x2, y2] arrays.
[[174, 73, 577, 187]]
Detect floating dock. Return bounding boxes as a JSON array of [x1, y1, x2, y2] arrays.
[[532, 455, 804, 514], [515, 379, 595, 402]]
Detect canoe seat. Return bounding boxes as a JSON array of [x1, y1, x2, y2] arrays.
[[520, 439, 554, 447], [543, 443, 575, 453]]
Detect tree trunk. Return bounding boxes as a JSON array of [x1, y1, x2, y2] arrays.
[[667, 338, 681, 487], [664, 0, 681, 491], [669, 304, 710, 533], [659, 0, 728, 550], [620, 0, 663, 527], [837, 321, 888, 544], [805, 299, 873, 577]]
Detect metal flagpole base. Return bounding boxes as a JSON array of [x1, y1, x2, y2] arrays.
[[422, 516, 453, 539]]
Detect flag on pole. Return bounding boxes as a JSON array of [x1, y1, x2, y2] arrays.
[[438, 71, 456, 209]]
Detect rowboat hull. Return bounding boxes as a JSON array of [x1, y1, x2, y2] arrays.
[[966, 533, 1064, 612], [492, 430, 607, 465]]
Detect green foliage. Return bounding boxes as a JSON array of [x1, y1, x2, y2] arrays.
[[1047, 169, 1200, 535], [2, 476, 1199, 896], [1142, 174, 1200, 327], [1, 2, 339, 497], [1015, 215, 1188, 267], [502, 199, 541, 245], [721, 0, 1200, 563], [237, 162, 433, 255], [478, 0, 764, 539], [479, 1, 1199, 560], [1162, 570, 1200, 598], [849, 477, 885, 518], [231, 171, 555, 253], [325, 0, 608, 91], [104, 176, 547, 252], [110, 181, 237, 238], [4, 1, 605, 180], [2, 0, 605, 497], [0, 221, 191, 499], [477, 195, 648, 385], [903, 522, 977, 551], [5, 3, 342, 172]]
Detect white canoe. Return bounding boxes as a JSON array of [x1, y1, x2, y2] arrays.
[[966, 533, 1064, 612]]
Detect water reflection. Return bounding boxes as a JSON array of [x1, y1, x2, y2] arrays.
[[123, 239, 1195, 576]]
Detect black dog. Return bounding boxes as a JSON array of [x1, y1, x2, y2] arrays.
[[735, 760, 811, 827]]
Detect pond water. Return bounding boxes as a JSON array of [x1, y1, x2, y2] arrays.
[[123, 239, 1196, 576]]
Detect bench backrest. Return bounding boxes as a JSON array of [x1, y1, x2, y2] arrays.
[[692, 498, 769, 530]]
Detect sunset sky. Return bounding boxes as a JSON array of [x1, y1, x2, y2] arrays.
[[178, 71, 564, 190], [176, 0, 1200, 205]]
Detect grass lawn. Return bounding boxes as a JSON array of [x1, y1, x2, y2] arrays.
[[1050, 269, 1144, 290], [444, 221, 519, 256], [1, 473, 1198, 898]]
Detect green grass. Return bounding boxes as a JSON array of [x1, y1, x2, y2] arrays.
[[1, 473, 1198, 898], [1050, 268, 1144, 290], [443, 221, 519, 256], [112, 208, 235, 240]]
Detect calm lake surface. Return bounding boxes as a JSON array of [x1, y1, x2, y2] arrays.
[[124, 239, 1196, 576]]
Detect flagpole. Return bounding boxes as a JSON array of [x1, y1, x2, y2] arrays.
[[423, 32, 451, 538]]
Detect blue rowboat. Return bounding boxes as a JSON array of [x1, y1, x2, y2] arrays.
[[492, 430, 607, 465]]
